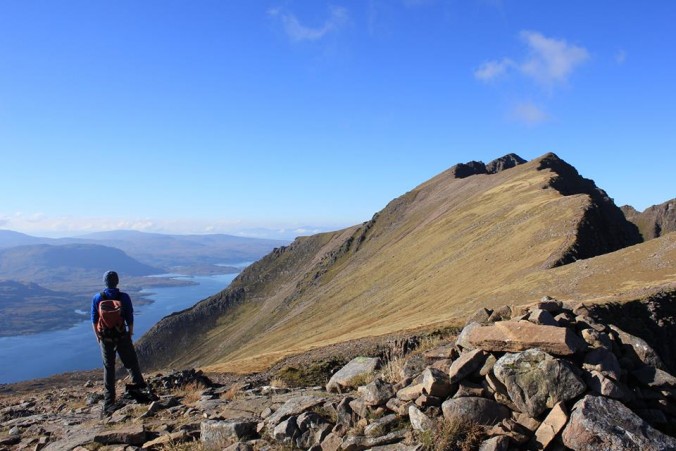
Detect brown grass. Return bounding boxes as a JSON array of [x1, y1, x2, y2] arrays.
[[144, 155, 676, 375], [174, 381, 206, 406], [417, 418, 485, 451]]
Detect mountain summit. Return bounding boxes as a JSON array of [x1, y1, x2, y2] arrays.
[[136, 153, 673, 373]]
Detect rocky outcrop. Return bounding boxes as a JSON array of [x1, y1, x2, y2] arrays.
[[447, 153, 527, 179], [538, 152, 642, 266], [622, 198, 676, 240]]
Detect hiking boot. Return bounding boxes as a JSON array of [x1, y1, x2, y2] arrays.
[[100, 401, 117, 419]]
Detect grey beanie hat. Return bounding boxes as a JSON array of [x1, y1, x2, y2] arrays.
[[104, 270, 119, 288]]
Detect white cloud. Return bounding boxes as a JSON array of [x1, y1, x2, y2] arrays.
[[615, 49, 627, 64], [475, 30, 589, 87], [518, 30, 589, 86], [474, 58, 514, 81], [269, 6, 349, 42]]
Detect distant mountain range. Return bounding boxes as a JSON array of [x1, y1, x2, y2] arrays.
[[0, 231, 289, 335], [135, 153, 676, 374]]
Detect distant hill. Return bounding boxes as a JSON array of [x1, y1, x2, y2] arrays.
[[137, 153, 676, 374], [73, 230, 288, 270], [0, 243, 161, 286], [0, 230, 288, 273], [0, 280, 90, 336], [622, 199, 676, 240]]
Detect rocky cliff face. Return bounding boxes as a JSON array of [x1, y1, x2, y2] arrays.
[[622, 199, 676, 240], [136, 153, 670, 375]]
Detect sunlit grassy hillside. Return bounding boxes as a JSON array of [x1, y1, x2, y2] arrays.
[[137, 153, 674, 373]]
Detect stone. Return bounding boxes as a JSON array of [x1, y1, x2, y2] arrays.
[[530, 402, 568, 451], [580, 329, 612, 350], [466, 308, 493, 326], [396, 384, 424, 401], [561, 395, 676, 450], [609, 325, 667, 370], [423, 344, 456, 361], [453, 380, 488, 398], [583, 370, 627, 400], [297, 411, 328, 432], [341, 429, 406, 451], [265, 396, 325, 427], [336, 396, 354, 427], [321, 432, 343, 451], [456, 322, 481, 351], [512, 412, 541, 432], [441, 397, 510, 426], [537, 296, 563, 313], [364, 414, 399, 437], [449, 349, 488, 383], [632, 365, 676, 388], [326, 357, 380, 393], [400, 354, 427, 379], [528, 308, 559, 326], [479, 354, 497, 376], [408, 406, 434, 432], [421, 368, 454, 398], [478, 436, 510, 451], [141, 431, 189, 449], [414, 394, 441, 408], [358, 378, 395, 407], [273, 417, 299, 443], [467, 321, 586, 356], [583, 348, 622, 381], [493, 349, 586, 417], [223, 443, 253, 451], [488, 305, 513, 322], [94, 425, 147, 446], [385, 398, 411, 416], [201, 419, 258, 444], [349, 397, 369, 419]]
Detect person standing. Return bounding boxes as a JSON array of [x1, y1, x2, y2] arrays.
[[91, 270, 147, 416]]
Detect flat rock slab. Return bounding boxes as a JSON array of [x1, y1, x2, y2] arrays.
[[326, 357, 380, 393], [561, 395, 676, 450], [94, 425, 147, 446], [467, 321, 585, 355], [265, 395, 325, 428]]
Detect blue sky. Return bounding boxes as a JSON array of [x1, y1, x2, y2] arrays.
[[1, 1, 674, 239]]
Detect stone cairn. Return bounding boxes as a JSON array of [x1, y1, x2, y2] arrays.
[[246, 296, 676, 450], [4, 297, 676, 450]]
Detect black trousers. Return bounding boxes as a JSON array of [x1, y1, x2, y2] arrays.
[[99, 334, 146, 405]]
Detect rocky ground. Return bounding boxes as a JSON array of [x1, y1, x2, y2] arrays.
[[2, 296, 676, 450]]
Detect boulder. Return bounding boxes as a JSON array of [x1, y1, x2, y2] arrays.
[[561, 395, 676, 450], [632, 365, 676, 389], [493, 350, 586, 417], [421, 368, 455, 398], [273, 417, 299, 443], [364, 414, 399, 437], [201, 419, 258, 444], [467, 321, 586, 356], [583, 370, 628, 400], [341, 429, 407, 451], [456, 322, 481, 351], [408, 406, 434, 432], [359, 378, 395, 407], [609, 325, 666, 370], [396, 384, 424, 402], [441, 397, 510, 426], [326, 357, 380, 393], [449, 349, 488, 383]]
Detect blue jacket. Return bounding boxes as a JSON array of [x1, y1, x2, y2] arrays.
[[91, 287, 134, 327]]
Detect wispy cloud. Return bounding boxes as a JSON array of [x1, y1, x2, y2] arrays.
[[475, 30, 589, 87], [615, 49, 627, 64], [510, 101, 549, 126], [268, 6, 349, 42], [474, 58, 514, 81], [518, 30, 589, 87]]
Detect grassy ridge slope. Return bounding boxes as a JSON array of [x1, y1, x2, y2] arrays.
[[137, 153, 670, 373]]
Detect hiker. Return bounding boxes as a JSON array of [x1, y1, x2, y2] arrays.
[[91, 270, 147, 415]]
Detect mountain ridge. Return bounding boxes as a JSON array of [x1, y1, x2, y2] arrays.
[[136, 152, 673, 375]]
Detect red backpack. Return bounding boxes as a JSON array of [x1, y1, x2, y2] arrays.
[[97, 292, 126, 340]]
